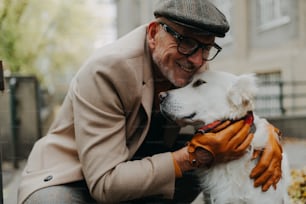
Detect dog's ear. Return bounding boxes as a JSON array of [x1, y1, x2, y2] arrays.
[[227, 74, 258, 109]]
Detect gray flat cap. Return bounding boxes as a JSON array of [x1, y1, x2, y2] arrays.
[[154, 0, 229, 37]]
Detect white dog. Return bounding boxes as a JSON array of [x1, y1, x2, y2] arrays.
[[159, 70, 290, 204]]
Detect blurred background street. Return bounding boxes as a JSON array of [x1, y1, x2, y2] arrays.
[[1, 0, 306, 203]]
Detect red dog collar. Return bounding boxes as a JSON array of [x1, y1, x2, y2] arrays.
[[196, 111, 254, 134]]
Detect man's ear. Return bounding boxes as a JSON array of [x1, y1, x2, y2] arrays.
[[147, 21, 159, 48], [227, 74, 258, 109]]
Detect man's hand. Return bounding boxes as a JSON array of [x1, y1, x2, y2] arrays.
[[187, 119, 254, 168], [250, 124, 283, 191]]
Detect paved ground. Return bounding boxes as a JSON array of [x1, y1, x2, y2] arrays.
[[282, 137, 306, 169], [2, 137, 306, 204], [2, 161, 24, 204]]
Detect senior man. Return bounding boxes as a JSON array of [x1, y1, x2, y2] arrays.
[[18, 0, 283, 203]]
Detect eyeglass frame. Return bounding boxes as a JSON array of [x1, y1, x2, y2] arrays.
[[158, 22, 222, 61]]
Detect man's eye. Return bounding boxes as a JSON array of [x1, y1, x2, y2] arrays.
[[203, 45, 212, 51], [192, 79, 206, 87]]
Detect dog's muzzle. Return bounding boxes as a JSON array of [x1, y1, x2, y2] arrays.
[[159, 92, 174, 121], [159, 92, 168, 104]]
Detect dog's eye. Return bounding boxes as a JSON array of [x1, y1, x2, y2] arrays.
[[192, 79, 206, 87]]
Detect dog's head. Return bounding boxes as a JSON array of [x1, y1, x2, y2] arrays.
[[159, 70, 258, 127]]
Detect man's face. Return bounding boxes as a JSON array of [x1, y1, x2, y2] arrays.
[[148, 19, 216, 87]]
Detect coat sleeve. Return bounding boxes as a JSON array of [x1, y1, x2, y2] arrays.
[[70, 58, 176, 202]]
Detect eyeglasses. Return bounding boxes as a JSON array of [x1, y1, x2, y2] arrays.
[[159, 22, 222, 61]]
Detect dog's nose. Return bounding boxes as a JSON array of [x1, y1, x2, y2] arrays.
[[159, 92, 168, 103]]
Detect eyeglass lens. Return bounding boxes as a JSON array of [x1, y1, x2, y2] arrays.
[[159, 22, 221, 61]]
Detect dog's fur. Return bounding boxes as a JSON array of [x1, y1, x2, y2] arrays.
[[160, 70, 290, 204]]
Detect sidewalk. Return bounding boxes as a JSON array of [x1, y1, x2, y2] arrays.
[[2, 161, 25, 204], [2, 138, 306, 204], [281, 137, 306, 169]]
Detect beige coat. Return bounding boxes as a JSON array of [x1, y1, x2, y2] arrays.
[[18, 25, 176, 203]]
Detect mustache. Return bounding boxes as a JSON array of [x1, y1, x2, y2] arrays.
[[178, 60, 198, 72], [178, 57, 199, 67]]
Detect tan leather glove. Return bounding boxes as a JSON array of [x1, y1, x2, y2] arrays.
[[187, 119, 254, 168], [250, 124, 283, 191]]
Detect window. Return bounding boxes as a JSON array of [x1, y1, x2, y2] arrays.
[[258, 0, 290, 31], [255, 72, 284, 117]]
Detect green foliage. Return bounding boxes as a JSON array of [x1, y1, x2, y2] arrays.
[[0, 0, 102, 84]]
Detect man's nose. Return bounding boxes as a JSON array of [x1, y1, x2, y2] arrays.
[[187, 48, 204, 67], [159, 92, 168, 103]]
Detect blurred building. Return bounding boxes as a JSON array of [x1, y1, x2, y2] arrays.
[[115, 0, 306, 117], [115, 0, 157, 37]]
